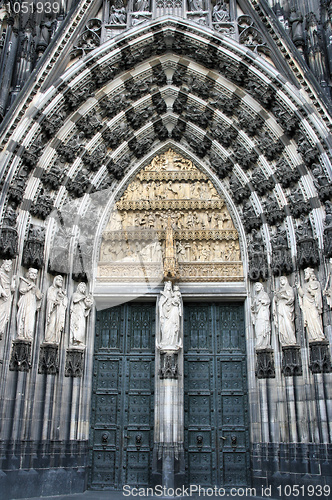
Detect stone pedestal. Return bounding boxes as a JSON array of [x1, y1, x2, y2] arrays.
[[9, 339, 32, 371], [282, 345, 302, 376], [309, 341, 332, 373], [255, 348, 275, 378], [65, 348, 85, 377], [155, 348, 184, 489], [38, 344, 59, 375], [159, 352, 178, 379]]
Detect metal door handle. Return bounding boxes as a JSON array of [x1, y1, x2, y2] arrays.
[[220, 436, 226, 441]]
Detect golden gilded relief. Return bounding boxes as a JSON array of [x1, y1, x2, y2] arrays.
[[97, 149, 243, 282]]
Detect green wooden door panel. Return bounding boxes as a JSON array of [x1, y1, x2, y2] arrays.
[[90, 303, 155, 490]]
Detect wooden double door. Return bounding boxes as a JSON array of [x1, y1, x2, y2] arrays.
[[89, 301, 249, 489]]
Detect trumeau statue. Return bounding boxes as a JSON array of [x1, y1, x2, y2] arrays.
[[158, 281, 182, 351], [297, 267, 326, 342], [273, 276, 297, 346], [70, 282, 94, 347], [0, 260, 16, 340], [17, 268, 43, 341], [323, 258, 332, 309], [44, 275, 68, 345], [251, 282, 271, 350]]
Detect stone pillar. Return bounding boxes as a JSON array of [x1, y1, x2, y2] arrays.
[[152, 283, 185, 488]]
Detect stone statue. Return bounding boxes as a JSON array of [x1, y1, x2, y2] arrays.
[[212, 0, 230, 22], [134, 0, 149, 10], [158, 281, 182, 350], [251, 282, 271, 350], [323, 258, 332, 308], [297, 268, 326, 342], [70, 282, 94, 347], [44, 275, 68, 344], [0, 260, 16, 340], [289, 8, 304, 46], [163, 217, 178, 279], [188, 0, 204, 11], [273, 276, 297, 346], [17, 268, 43, 341], [109, 5, 127, 23]]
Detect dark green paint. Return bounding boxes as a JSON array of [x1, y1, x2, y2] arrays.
[[184, 303, 249, 487]]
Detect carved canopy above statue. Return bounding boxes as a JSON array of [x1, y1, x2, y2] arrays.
[[98, 149, 243, 282]]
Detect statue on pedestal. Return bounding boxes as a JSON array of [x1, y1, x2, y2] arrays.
[[17, 268, 42, 341]]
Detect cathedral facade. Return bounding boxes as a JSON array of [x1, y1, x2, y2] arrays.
[[0, 0, 332, 498]]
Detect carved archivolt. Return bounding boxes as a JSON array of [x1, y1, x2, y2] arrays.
[[98, 149, 243, 282]]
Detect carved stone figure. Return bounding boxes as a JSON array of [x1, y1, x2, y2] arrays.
[[212, 0, 230, 22], [0, 260, 16, 340], [289, 8, 304, 47], [271, 228, 293, 275], [251, 282, 271, 350], [30, 191, 54, 220], [158, 281, 182, 350], [70, 283, 94, 347], [22, 225, 46, 269], [17, 268, 43, 341], [109, 5, 127, 24], [134, 0, 149, 10], [273, 276, 297, 346], [0, 206, 18, 259], [242, 201, 261, 231], [44, 276, 68, 345], [324, 202, 332, 257], [9, 168, 28, 205], [295, 216, 320, 269], [188, 0, 204, 11], [297, 268, 326, 342], [163, 217, 179, 279], [323, 258, 332, 308]]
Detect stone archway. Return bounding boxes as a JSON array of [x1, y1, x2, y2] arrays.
[[89, 149, 249, 490], [0, 16, 331, 498]]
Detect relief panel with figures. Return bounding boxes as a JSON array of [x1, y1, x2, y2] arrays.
[[98, 149, 243, 282]]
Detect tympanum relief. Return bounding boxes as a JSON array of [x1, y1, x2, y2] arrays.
[[98, 149, 243, 282]]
